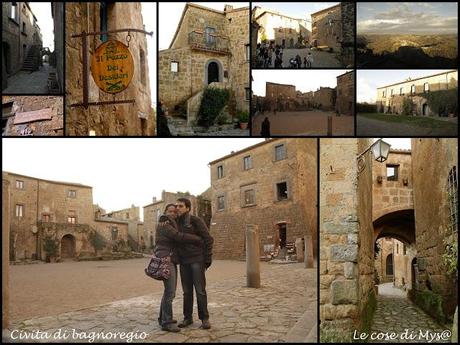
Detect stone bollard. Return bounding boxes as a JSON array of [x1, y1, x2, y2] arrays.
[[295, 238, 304, 262], [246, 224, 260, 288], [3, 179, 10, 330], [327, 115, 332, 136], [304, 234, 314, 268]]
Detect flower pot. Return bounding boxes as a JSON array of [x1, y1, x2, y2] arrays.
[[240, 122, 248, 130]]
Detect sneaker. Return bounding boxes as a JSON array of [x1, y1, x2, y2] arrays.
[[162, 323, 180, 332], [178, 318, 193, 328], [200, 319, 211, 329]]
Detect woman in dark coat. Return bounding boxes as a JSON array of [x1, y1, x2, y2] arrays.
[[155, 204, 202, 332]]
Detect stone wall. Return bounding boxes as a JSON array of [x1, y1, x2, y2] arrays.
[[320, 138, 373, 333], [336, 71, 354, 115], [315, 87, 336, 111], [411, 138, 458, 320], [374, 237, 394, 283], [52, 3, 64, 92], [210, 139, 317, 260], [372, 150, 413, 221], [340, 2, 355, 67], [2, 179, 10, 329], [2, 96, 64, 136], [65, 2, 154, 136], [311, 4, 341, 51]]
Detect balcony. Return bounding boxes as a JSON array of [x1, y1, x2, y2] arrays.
[[188, 31, 230, 55]]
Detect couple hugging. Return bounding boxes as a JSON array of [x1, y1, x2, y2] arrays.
[[154, 198, 214, 332]]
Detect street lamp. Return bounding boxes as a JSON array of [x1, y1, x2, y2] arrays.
[[357, 139, 391, 174]]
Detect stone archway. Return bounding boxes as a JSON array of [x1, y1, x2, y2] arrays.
[[205, 59, 223, 85], [61, 234, 76, 259]]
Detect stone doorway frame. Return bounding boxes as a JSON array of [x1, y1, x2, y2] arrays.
[[204, 59, 223, 85], [60, 233, 76, 259]]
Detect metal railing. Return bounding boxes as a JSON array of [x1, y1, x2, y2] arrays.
[[188, 31, 230, 54]]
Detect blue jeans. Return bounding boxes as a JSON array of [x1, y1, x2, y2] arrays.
[[158, 262, 177, 326], [180, 262, 209, 321]]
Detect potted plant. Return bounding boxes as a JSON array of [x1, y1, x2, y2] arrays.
[[237, 110, 249, 129]]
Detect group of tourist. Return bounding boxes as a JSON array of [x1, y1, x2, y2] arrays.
[[255, 43, 314, 68]]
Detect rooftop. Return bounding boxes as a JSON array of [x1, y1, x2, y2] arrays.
[[209, 139, 278, 165], [377, 70, 457, 89], [2, 171, 92, 189]]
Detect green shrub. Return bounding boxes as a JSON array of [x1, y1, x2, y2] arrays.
[[44, 236, 58, 258], [197, 87, 229, 127], [237, 110, 249, 123], [89, 230, 106, 255], [425, 89, 458, 116], [356, 103, 377, 113], [413, 290, 446, 323], [402, 98, 413, 115]]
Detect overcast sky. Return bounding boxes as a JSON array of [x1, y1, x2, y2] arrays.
[[357, 2, 458, 34], [252, 2, 340, 31], [357, 69, 453, 103], [253, 70, 352, 96], [141, 3, 157, 106], [2, 138, 263, 219], [29, 2, 54, 51], [159, 2, 248, 50]]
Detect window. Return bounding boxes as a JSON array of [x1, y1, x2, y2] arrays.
[[390, 89, 393, 96], [171, 61, 179, 73], [403, 244, 406, 255], [276, 182, 288, 200], [100, 2, 109, 42], [274, 144, 286, 161], [111, 227, 118, 240], [386, 165, 399, 181], [217, 196, 225, 210], [400, 87, 403, 95], [22, 22, 26, 33], [205, 27, 216, 45], [126, 212, 130, 219], [245, 44, 250, 61], [15, 204, 23, 218], [245, 87, 251, 101], [243, 155, 252, 170], [424, 82, 429, 93], [67, 216, 76, 224], [139, 49, 146, 85], [16, 180, 24, 189], [67, 190, 77, 198], [244, 189, 255, 206], [10, 3, 17, 21], [42, 214, 50, 222], [396, 243, 399, 254], [382, 90, 385, 97], [411, 84, 415, 94], [447, 166, 458, 233], [217, 165, 224, 179]]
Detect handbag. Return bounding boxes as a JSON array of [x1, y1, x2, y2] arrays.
[[144, 250, 171, 281]]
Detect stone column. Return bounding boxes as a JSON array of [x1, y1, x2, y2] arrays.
[[3, 179, 10, 330], [304, 234, 314, 268], [246, 224, 260, 288], [295, 238, 304, 262]]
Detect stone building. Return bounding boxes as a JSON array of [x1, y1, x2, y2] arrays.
[[209, 139, 317, 260], [376, 70, 458, 116], [252, 7, 310, 48], [51, 3, 64, 93], [2, 171, 129, 261], [336, 71, 354, 115], [102, 205, 144, 251], [264, 82, 296, 111], [311, 4, 341, 51], [143, 191, 198, 251], [314, 87, 336, 111], [2, 2, 43, 90], [411, 138, 458, 321], [159, 3, 250, 125], [65, 2, 154, 136], [2, 96, 64, 136], [339, 2, 354, 67]]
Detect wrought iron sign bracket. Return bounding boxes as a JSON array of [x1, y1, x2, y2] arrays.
[[70, 28, 154, 109]]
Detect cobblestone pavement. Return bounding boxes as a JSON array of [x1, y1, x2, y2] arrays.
[[5, 263, 316, 343], [357, 114, 458, 137], [252, 111, 354, 136], [265, 48, 342, 68], [3, 64, 54, 94], [370, 284, 451, 343]]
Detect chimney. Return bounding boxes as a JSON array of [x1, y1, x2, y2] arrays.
[[224, 5, 233, 12]]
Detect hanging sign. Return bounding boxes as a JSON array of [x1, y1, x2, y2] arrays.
[[90, 40, 134, 94]]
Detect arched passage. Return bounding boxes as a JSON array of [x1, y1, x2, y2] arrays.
[[205, 59, 223, 85], [61, 234, 76, 259]]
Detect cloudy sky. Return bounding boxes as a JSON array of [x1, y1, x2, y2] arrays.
[[159, 2, 248, 50], [141, 3, 157, 105], [357, 69, 452, 103], [252, 70, 352, 96], [2, 138, 264, 219], [29, 2, 54, 51], [357, 2, 458, 34], [252, 2, 340, 31]]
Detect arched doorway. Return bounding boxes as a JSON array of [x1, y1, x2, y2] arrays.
[[386, 254, 394, 276], [61, 234, 76, 259], [422, 103, 428, 116], [205, 60, 221, 85]]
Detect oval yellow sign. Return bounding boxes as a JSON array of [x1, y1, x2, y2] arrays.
[[90, 40, 134, 94]]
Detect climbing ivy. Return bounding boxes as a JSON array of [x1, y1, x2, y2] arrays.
[[402, 98, 413, 115], [442, 236, 458, 276], [424, 89, 458, 116]]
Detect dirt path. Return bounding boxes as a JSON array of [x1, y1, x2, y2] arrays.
[[9, 259, 247, 322]]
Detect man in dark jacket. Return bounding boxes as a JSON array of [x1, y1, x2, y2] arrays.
[[175, 198, 214, 330]]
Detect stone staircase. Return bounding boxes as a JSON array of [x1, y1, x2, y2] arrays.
[[21, 45, 41, 72]]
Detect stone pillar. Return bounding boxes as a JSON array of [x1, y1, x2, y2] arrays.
[[295, 238, 304, 262], [246, 224, 260, 288], [304, 234, 314, 268], [2, 179, 10, 330]]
